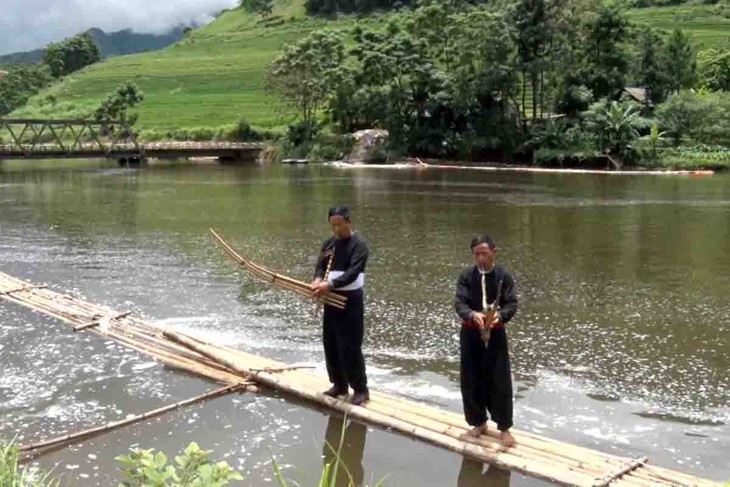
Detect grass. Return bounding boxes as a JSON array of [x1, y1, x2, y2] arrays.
[[655, 144, 730, 170], [0, 441, 58, 487], [12, 0, 378, 135], [628, 3, 730, 49], [11, 0, 729, 137]]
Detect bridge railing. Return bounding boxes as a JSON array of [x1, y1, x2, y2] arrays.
[[0, 118, 140, 156]]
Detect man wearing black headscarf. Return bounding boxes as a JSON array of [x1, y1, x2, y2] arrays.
[[455, 233, 518, 446], [311, 206, 370, 406]]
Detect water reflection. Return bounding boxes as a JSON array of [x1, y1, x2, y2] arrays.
[[457, 458, 511, 487], [322, 415, 367, 487]]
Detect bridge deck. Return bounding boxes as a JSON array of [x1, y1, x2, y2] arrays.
[[0, 141, 264, 160]]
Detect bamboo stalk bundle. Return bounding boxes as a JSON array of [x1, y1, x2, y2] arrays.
[[208, 228, 347, 309], [0, 272, 719, 487], [20, 383, 250, 453]]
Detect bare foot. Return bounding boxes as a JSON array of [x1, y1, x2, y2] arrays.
[[467, 423, 487, 437], [500, 430, 516, 447]]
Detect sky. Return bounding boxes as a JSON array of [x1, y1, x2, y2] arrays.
[[0, 0, 239, 55]]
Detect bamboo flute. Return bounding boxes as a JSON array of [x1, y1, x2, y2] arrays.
[[314, 246, 335, 318]]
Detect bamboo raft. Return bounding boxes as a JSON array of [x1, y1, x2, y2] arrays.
[[0, 271, 719, 487]]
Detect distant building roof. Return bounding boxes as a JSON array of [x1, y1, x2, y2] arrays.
[[623, 87, 652, 106]]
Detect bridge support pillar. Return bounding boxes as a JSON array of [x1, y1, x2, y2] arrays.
[[117, 156, 148, 167]]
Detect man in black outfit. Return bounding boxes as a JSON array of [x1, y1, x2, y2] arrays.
[[311, 206, 370, 406], [455, 233, 518, 446]]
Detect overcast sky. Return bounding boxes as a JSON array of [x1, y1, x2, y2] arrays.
[[0, 0, 239, 55]]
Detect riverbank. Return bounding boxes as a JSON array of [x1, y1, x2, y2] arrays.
[[327, 159, 718, 176]]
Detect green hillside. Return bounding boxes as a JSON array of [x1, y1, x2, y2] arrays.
[[11, 1, 366, 135], [627, 4, 730, 49], [11, 0, 729, 137]]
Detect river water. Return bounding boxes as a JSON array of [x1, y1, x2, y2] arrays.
[[0, 160, 728, 486]]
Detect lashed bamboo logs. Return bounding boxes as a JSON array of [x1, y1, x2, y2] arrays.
[[162, 330, 596, 486], [0, 272, 718, 487], [20, 383, 250, 453], [0, 273, 250, 386], [595, 457, 648, 487], [0, 284, 47, 295], [209, 228, 347, 309]]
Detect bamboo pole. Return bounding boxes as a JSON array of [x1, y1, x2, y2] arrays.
[[20, 383, 251, 452]]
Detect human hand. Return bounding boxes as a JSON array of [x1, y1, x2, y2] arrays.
[[312, 281, 332, 297]]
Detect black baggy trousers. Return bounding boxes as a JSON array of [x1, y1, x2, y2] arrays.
[[323, 289, 368, 393]]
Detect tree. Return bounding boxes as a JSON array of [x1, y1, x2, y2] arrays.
[[697, 47, 730, 91], [345, 21, 440, 152], [578, 5, 630, 100], [664, 29, 696, 93], [549, 0, 597, 117], [512, 0, 557, 121], [657, 91, 730, 145], [240, 0, 273, 16], [441, 6, 521, 153], [43, 31, 101, 78], [586, 100, 644, 165], [265, 30, 346, 143], [93, 82, 144, 134], [0, 64, 54, 116], [637, 28, 669, 105], [304, 0, 412, 15]]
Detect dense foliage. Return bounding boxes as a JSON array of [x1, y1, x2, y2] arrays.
[[268, 0, 729, 166], [43, 32, 101, 78]]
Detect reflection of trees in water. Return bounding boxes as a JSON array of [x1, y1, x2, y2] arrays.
[[322, 415, 367, 487], [457, 458, 511, 487]]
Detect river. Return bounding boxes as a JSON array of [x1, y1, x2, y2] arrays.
[[0, 159, 728, 486]]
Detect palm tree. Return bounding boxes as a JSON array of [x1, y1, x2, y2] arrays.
[[586, 100, 643, 167]]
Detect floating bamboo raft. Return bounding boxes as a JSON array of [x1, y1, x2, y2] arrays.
[[0, 271, 718, 487]]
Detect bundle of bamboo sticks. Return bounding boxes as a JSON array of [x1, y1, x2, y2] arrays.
[[209, 228, 347, 310]]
